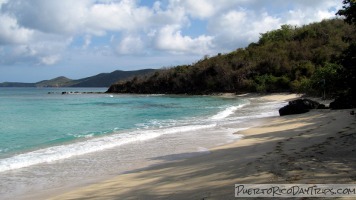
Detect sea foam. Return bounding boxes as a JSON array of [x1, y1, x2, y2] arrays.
[[0, 123, 216, 172], [211, 104, 245, 120]]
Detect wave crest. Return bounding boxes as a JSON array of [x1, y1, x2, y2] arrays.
[[211, 104, 245, 120], [0, 124, 216, 172]]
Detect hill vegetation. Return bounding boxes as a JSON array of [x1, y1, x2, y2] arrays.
[[71, 69, 155, 87], [0, 69, 156, 88], [107, 18, 355, 98], [36, 76, 73, 87]]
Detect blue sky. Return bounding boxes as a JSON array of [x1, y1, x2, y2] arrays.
[[0, 0, 342, 82]]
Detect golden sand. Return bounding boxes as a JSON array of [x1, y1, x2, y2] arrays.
[[45, 95, 356, 200]]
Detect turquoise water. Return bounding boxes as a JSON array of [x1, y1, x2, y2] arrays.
[[0, 88, 288, 199], [0, 88, 249, 171]]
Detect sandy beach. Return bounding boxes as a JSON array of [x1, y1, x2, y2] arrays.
[[46, 94, 356, 200]]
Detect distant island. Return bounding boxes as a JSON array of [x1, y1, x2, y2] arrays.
[[0, 69, 156, 88]]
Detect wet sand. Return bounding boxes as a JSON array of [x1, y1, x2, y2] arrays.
[[48, 95, 356, 199]]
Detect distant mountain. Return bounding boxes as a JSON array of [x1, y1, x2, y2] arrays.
[[0, 69, 156, 87], [0, 82, 36, 87], [71, 69, 156, 87], [36, 76, 74, 87]]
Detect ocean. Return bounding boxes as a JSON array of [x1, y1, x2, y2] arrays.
[[0, 88, 286, 199]]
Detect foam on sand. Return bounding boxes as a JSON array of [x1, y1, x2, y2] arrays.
[[0, 124, 217, 172], [211, 104, 246, 120]]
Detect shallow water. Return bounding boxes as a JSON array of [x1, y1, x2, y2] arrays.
[[0, 88, 286, 199]]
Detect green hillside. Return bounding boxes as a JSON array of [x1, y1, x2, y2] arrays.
[[71, 69, 156, 87], [107, 19, 355, 97], [36, 76, 74, 87]]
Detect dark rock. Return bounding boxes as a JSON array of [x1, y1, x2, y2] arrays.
[[279, 104, 309, 116], [279, 98, 326, 116], [317, 104, 327, 109], [330, 94, 356, 109], [290, 99, 321, 109]]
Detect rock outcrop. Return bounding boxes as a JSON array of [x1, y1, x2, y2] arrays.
[[279, 99, 326, 116], [330, 94, 356, 109]]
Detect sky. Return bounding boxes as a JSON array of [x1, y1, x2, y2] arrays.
[[0, 0, 343, 82]]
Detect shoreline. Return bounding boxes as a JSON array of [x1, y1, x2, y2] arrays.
[[50, 110, 356, 199], [1, 92, 291, 200], [47, 103, 356, 199], [11, 93, 355, 200], [46, 102, 356, 199], [7, 93, 294, 200]]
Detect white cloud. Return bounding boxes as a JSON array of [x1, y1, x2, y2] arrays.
[[40, 54, 61, 65], [168, 0, 245, 19], [208, 10, 281, 50], [250, 13, 281, 39], [2, 36, 72, 65], [87, 1, 152, 34], [175, 0, 216, 19], [149, 2, 188, 28], [0, 0, 344, 74], [285, 7, 339, 26], [205, 0, 341, 52], [293, 0, 341, 10], [2, 0, 90, 35], [115, 35, 145, 54], [0, 14, 33, 45], [155, 25, 214, 55]]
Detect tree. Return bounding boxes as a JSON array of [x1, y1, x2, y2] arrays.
[[107, 19, 352, 95], [336, 0, 356, 100], [310, 63, 343, 97], [337, 0, 356, 25], [259, 24, 294, 44]]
